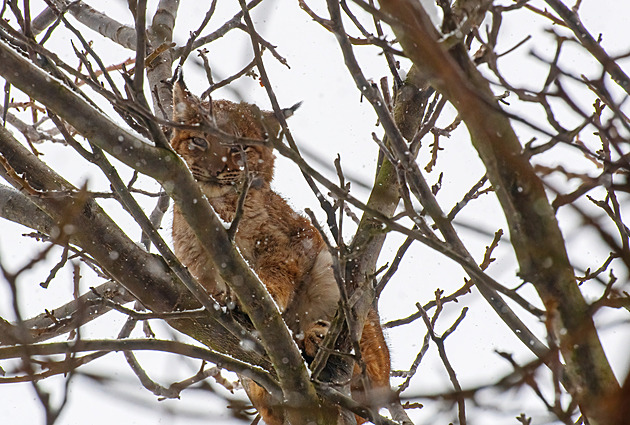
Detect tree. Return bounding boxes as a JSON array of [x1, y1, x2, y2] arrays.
[[0, 0, 628, 424]]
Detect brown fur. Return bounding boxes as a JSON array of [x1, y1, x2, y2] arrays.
[[170, 79, 390, 424]]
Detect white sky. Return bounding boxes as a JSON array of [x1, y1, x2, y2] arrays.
[[1, 0, 630, 424]]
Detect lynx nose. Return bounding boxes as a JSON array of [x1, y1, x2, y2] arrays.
[[206, 144, 241, 176], [207, 150, 229, 175]]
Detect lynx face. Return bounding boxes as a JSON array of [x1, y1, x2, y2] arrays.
[[171, 80, 276, 197]]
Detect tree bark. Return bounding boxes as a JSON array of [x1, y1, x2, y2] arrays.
[[377, 1, 619, 422]]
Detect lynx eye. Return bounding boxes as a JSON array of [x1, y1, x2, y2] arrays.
[[230, 146, 246, 167], [188, 137, 208, 150]]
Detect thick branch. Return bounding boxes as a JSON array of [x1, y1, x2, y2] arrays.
[[146, 0, 179, 120], [45, 0, 137, 50], [0, 278, 133, 345], [377, 0, 618, 421], [0, 39, 313, 411], [67, 1, 136, 49], [0, 182, 54, 234], [326, 0, 549, 367], [0, 125, 272, 365], [0, 339, 280, 397]]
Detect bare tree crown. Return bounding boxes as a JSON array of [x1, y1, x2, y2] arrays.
[[0, 1, 628, 425]]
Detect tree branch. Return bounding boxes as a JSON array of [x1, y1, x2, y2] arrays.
[[0, 38, 315, 417], [376, 0, 619, 421], [0, 338, 281, 398], [0, 123, 271, 370]]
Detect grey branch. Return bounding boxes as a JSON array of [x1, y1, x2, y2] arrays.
[[0, 38, 316, 412], [0, 124, 271, 370], [0, 339, 281, 398], [32, 1, 137, 49]]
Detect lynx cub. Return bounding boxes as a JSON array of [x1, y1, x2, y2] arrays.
[[170, 77, 390, 424]]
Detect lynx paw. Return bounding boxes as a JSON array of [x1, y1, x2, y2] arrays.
[[215, 289, 237, 311], [303, 320, 330, 359]]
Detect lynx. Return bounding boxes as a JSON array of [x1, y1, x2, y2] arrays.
[[170, 76, 390, 424]]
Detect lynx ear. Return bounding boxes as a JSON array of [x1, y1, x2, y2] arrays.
[[172, 73, 204, 123], [282, 101, 302, 119], [261, 101, 302, 139]]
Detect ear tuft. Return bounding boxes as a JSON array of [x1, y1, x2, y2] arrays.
[[172, 72, 199, 122], [170, 65, 185, 85], [259, 102, 302, 140], [282, 101, 302, 119]]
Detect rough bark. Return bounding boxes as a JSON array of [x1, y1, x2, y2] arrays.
[[377, 1, 619, 421]]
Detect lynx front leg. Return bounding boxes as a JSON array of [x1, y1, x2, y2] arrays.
[[241, 377, 284, 425]]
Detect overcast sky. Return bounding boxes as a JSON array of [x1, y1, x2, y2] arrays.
[[1, 0, 629, 424]]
